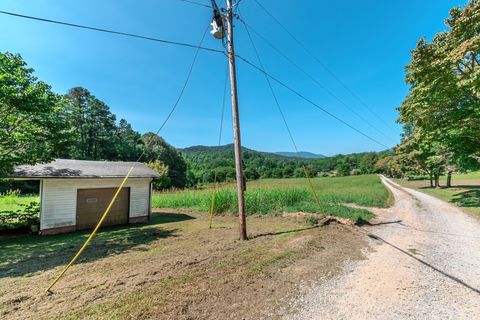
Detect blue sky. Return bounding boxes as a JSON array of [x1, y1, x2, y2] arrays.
[[0, 0, 466, 156]]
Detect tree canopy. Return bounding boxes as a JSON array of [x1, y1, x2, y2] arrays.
[[0, 52, 68, 175], [0, 52, 187, 189], [395, 0, 480, 186]]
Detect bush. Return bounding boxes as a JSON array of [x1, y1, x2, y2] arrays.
[[0, 201, 40, 230]]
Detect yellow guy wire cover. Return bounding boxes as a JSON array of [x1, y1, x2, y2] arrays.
[[45, 166, 134, 293], [303, 165, 322, 211], [209, 172, 218, 228], [209, 186, 217, 229]]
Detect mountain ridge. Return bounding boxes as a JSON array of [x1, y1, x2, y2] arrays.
[[275, 151, 326, 159], [180, 144, 324, 160]]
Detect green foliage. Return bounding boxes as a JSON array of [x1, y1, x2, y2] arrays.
[[0, 201, 40, 230], [182, 144, 392, 185], [396, 1, 480, 184], [146, 160, 171, 190], [0, 192, 38, 212], [62, 87, 143, 161], [152, 175, 389, 222], [0, 52, 69, 176], [142, 133, 187, 188]]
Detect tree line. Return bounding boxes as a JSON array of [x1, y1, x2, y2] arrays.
[[182, 144, 393, 185], [0, 52, 187, 189], [1, 50, 398, 191], [377, 1, 479, 187]]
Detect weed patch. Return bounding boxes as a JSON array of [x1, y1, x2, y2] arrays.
[[153, 175, 388, 222]]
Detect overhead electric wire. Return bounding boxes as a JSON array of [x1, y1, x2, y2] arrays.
[[240, 14, 299, 153], [45, 25, 210, 293], [178, 0, 212, 8], [0, 10, 223, 54], [240, 19, 395, 145], [240, 12, 321, 209], [209, 62, 230, 228], [217, 63, 229, 146], [235, 54, 390, 149], [251, 0, 398, 135]]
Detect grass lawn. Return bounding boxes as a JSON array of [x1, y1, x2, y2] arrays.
[[0, 211, 366, 319], [394, 171, 480, 216], [153, 175, 392, 223], [0, 194, 39, 212]]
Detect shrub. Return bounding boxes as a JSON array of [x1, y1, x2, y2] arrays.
[[0, 201, 40, 230]]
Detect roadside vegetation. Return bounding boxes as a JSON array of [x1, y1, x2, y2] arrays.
[[377, 1, 479, 187], [153, 175, 391, 223], [395, 171, 480, 216]]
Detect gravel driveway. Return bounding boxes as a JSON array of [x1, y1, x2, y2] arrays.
[[287, 175, 480, 320]]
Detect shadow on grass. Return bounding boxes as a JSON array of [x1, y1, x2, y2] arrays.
[[451, 189, 480, 209], [150, 212, 196, 224], [0, 212, 196, 278]]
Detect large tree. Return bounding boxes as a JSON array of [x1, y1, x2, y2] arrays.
[[397, 0, 480, 186], [0, 52, 68, 175], [64, 87, 118, 160], [142, 132, 187, 188], [115, 118, 142, 161]]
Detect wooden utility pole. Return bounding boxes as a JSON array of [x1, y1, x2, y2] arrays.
[[226, 0, 247, 240]]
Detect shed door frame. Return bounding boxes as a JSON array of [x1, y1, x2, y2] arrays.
[[76, 187, 130, 230]]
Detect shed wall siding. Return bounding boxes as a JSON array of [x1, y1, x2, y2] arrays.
[[40, 178, 151, 230]]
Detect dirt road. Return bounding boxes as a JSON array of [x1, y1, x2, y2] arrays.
[[288, 176, 480, 320]]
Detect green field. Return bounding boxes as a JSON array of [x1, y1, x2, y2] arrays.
[[153, 175, 392, 222], [0, 193, 39, 212], [394, 171, 480, 216]]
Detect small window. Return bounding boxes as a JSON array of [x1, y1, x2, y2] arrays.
[[86, 198, 98, 203]]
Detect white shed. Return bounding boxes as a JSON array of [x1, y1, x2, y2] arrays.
[[12, 159, 160, 235]]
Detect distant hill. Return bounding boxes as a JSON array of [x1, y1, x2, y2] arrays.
[[275, 151, 326, 159], [181, 144, 253, 154], [180, 143, 393, 185], [181, 144, 294, 160], [181, 144, 325, 160]]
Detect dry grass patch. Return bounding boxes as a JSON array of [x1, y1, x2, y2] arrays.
[[0, 211, 367, 320]]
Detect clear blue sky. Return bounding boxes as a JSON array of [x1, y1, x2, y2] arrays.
[[0, 0, 466, 156]]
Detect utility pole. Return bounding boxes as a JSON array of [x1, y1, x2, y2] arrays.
[[210, 0, 246, 240], [225, 0, 247, 240]]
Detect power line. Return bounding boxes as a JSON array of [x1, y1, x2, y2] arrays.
[[46, 25, 209, 292], [239, 19, 395, 145], [209, 61, 230, 229], [241, 12, 322, 210], [218, 62, 229, 146], [178, 0, 212, 8], [235, 54, 390, 149], [0, 10, 224, 54], [240, 13, 300, 154], [138, 26, 209, 162], [251, 0, 398, 135]]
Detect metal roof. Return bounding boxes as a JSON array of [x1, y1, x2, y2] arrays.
[[11, 159, 161, 179]]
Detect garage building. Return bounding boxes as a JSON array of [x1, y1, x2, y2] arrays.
[[12, 159, 160, 235]]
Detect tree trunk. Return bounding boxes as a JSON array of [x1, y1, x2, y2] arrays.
[[429, 172, 433, 188], [435, 175, 440, 188], [446, 170, 453, 188]]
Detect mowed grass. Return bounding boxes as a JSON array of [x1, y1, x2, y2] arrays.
[[394, 171, 480, 216], [0, 194, 38, 212], [153, 175, 392, 222]]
